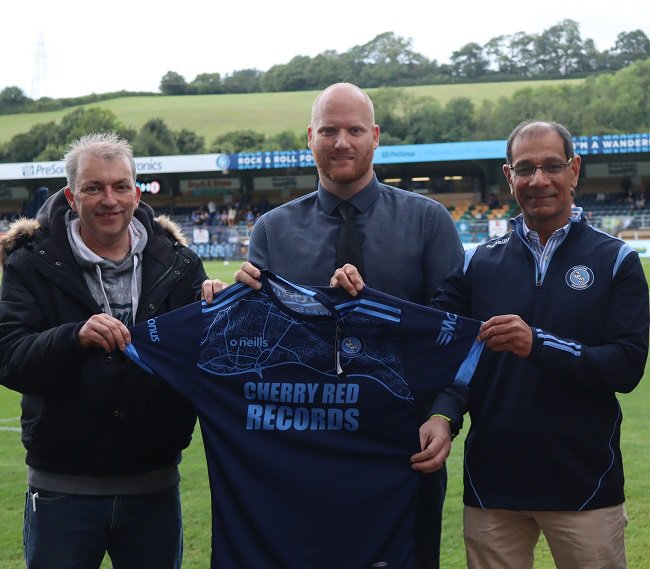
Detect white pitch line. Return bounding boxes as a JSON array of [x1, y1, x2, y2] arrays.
[[0, 417, 20, 422], [0, 426, 21, 432]]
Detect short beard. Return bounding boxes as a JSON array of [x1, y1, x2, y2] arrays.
[[316, 147, 374, 185]]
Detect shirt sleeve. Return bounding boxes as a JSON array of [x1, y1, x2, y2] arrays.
[[248, 216, 270, 269], [528, 252, 648, 394], [0, 262, 87, 395], [426, 254, 477, 429], [422, 203, 464, 296]]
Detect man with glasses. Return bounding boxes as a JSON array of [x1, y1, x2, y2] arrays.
[[335, 120, 649, 568]]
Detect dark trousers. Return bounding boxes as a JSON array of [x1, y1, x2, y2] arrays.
[[23, 485, 183, 569], [415, 466, 447, 569]]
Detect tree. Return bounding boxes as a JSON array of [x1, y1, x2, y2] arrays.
[[438, 98, 476, 142], [190, 72, 222, 94], [371, 88, 413, 141], [307, 51, 349, 89], [221, 69, 262, 93], [260, 56, 312, 92], [347, 32, 430, 87], [0, 86, 31, 113], [160, 71, 189, 95], [35, 144, 68, 161], [450, 43, 489, 78], [132, 118, 179, 156], [533, 19, 587, 76], [263, 130, 303, 151], [2, 122, 59, 162], [57, 107, 133, 144], [403, 98, 444, 143], [175, 129, 205, 154], [484, 33, 535, 76], [210, 130, 265, 153], [610, 30, 650, 68]]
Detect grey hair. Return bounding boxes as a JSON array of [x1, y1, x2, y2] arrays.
[[64, 132, 136, 190], [505, 120, 575, 165]]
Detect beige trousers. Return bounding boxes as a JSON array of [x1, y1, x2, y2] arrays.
[[464, 504, 627, 569]]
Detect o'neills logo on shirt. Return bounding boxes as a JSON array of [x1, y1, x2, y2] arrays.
[[147, 319, 160, 342], [228, 336, 269, 348]]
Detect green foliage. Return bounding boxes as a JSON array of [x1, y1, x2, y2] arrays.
[[0, 107, 135, 163], [263, 130, 304, 151], [1, 122, 59, 162], [0, 90, 157, 117], [0, 87, 30, 113], [132, 117, 179, 156], [57, 107, 134, 143], [35, 144, 68, 162], [451, 42, 490, 78], [160, 71, 189, 95], [189, 72, 222, 95], [2, 58, 650, 162], [221, 69, 262, 94], [609, 30, 650, 69], [175, 129, 206, 154], [209, 129, 265, 153]]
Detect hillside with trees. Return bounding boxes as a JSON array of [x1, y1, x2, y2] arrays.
[[0, 19, 649, 163], [1, 19, 648, 115]]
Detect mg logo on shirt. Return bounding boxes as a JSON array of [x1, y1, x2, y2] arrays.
[[436, 313, 459, 346]]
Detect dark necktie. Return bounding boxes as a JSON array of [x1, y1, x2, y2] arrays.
[[336, 201, 364, 276]]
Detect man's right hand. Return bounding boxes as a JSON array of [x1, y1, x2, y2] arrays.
[[78, 313, 131, 352], [330, 264, 364, 297], [234, 261, 262, 290]]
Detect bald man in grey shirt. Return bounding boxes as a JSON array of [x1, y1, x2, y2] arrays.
[[234, 82, 464, 569]]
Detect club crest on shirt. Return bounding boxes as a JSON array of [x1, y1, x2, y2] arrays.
[[340, 336, 363, 357], [565, 265, 594, 290]]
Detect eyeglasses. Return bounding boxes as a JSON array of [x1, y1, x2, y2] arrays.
[[507, 157, 573, 179]]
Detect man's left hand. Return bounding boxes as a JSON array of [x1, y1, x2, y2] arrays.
[[410, 415, 452, 473], [479, 314, 532, 357]]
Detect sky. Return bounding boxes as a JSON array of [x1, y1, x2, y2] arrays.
[[3, 0, 649, 100]]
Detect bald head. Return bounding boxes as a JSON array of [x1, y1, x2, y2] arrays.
[[310, 83, 375, 127], [307, 83, 379, 197]]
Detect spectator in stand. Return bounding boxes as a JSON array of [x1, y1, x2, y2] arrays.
[[207, 200, 217, 225], [227, 204, 237, 226]]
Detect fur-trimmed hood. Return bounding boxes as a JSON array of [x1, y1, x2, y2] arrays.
[[0, 189, 188, 267]]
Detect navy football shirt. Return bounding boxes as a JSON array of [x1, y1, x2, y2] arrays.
[[126, 272, 483, 568]]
